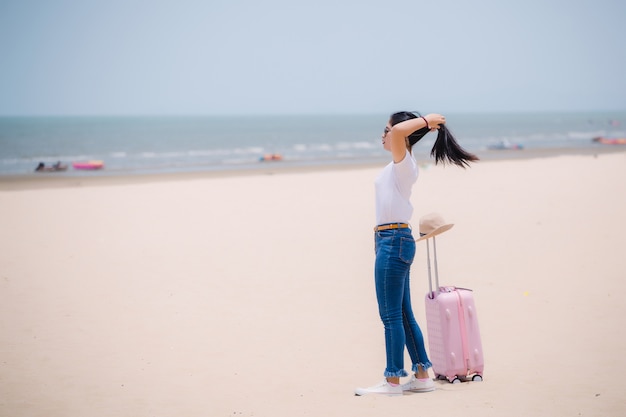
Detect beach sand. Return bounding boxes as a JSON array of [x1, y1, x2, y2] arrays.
[[1, 150, 625, 417]]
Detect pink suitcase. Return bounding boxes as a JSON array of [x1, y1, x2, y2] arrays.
[[423, 236, 484, 383]]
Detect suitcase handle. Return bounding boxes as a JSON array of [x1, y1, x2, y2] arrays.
[[426, 236, 440, 299]]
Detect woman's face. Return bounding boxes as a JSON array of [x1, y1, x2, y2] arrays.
[[381, 122, 392, 152]]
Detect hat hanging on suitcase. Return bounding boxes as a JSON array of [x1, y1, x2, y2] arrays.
[[417, 213, 484, 383]]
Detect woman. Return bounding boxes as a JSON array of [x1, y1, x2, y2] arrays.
[[355, 111, 478, 396]]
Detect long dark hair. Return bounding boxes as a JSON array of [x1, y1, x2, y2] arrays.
[[389, 111, 479, 168]]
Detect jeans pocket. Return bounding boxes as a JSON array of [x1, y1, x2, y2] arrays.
[[399, 237, 416, 264]]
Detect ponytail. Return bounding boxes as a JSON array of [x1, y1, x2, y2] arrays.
[[430, 124, 479, 168]]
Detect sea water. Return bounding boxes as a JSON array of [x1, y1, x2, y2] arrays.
[[0, 112, 623, 177]]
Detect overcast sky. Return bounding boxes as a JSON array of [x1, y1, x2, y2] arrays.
[[1, 0, 624, 115]]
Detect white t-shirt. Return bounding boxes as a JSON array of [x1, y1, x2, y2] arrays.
[[375, 150, 419, 225]]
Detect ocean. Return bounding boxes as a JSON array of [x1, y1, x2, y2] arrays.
[[0, 112, 624, 177]]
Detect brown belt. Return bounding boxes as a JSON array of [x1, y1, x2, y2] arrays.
[[374, 223, 410, 232]]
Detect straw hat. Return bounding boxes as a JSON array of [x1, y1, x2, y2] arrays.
[[414, 213, 454, 242]]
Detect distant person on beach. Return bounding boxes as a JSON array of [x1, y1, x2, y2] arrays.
[[355, 111, 478, 396], [34, 161, 67, 172]]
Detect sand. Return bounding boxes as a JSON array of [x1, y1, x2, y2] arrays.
[[1, 150, 625, 417]]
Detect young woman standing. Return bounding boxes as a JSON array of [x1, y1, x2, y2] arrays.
[[355, 111, 478, 396]]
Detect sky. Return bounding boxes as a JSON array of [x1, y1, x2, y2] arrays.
[[0, 0, 625, 115]]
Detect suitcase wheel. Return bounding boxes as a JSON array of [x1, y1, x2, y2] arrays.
[[436, 374, 461, 383]]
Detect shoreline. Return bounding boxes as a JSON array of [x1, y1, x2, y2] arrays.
[[1, 145, 624, 191]]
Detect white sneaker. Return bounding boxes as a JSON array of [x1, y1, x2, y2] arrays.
[[355, 380, 403, 396], [401, 375, 435, 392]]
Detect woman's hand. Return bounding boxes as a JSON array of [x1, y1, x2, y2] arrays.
[[424, 113, 446, 130]]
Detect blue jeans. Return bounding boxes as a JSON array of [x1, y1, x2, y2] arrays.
[[374, 227, 432, 378]]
